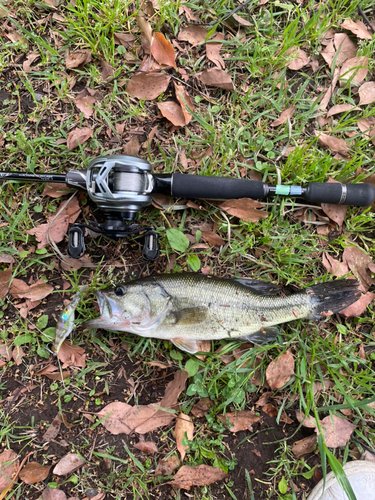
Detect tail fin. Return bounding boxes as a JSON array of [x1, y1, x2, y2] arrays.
[[308, 279, 361, 319]]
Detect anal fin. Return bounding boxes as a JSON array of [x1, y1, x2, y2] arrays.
[[171, 338, 201, 354], [239, 327, 279, 344]]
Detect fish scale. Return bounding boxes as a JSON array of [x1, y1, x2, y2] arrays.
[[84, 273, 361, 354]]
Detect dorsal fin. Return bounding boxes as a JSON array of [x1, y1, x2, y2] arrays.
[[233, 278, 287, 296]]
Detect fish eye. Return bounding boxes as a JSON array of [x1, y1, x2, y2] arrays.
[[115, 286, 126, 297]]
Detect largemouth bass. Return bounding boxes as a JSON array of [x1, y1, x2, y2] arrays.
[[84, 274, 360, 354]]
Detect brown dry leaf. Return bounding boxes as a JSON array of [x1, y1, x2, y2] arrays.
[[60, 255, 95, 272], [0, 266, 12, 300], [65, 49, 91, 69], [358, 81, 375, 106], [262, 403, 278, 418], [0, 344, 12, 367], [218, 410, 260, 432], [23, 52, 39, 71], [319, 414, 356, 448], [42, 413, 63, 441], [357, 117, 375, 146], [167, 465, 227, 490], [198, 68, 235, 90], [42, 183, 75, 198], [41, 487, 67, 500], [232, 13, 252, 26], [175, 414, 194, 461], [220, 198, 268, 222], [255, 392, 272, 406], [57, 341, 86, 368], [321, 179, 348, 227], [296, 410, 318, 428], [201, 231, 225, 246], [136, 15, 153, 48], [36, 364, 70, 381], [320, 68, 340, 111], [133, 441, 158, 455], [101, 60, 114, 81], [53, 454, 85, 476], [97, 370, 188, 434], [340, 19, 372, 40], [342, 245, 375, 292], [339, 292, 375, 317], [155, 455, 179, 476], [326, 104, 358, 117], [286, 47, 310, 70], [0, 449, 19, 493], [191, 398, 213, 417], [266, 349, 294, 390], [10, 278, 29, 298], [178, 26, 208, 46], [322, 253, 350, 278], [292, 435, 317, 458], [17, 282, 53, 301], [67, 127, 93, 151], [158, 102, 186, 127], [75, 94, 98, 119], [270, 106, 295, 127], [12, 346, 24, 366], [151, 33, 176, 68], [19, 462, 51, 484], [126, 72, 171, 100], [280, 412, 294, 424], [206, 33, 225, 69], [123, 136, 140, 156], [114, 33, 136, 48], [27, 195, 81, 249], [174, 82, 194, 124], [315, 131, 348, 154], [340, 56, 368, 85], [0, 253, 14, 264], [321, 33, 357, 69]]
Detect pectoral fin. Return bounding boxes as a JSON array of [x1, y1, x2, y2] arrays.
[[239, 327, 279, 344], [171, 338, 201, 354], [171, 306, 208, 325]]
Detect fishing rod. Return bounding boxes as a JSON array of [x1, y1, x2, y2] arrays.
[[1, 154, 374, 261]]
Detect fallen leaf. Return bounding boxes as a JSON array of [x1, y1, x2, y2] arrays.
[[357, 117, 375, 146], [12, 346, 24, 366], [16, 282, 53, 301], [136, 15, 153, 48], [270, 106, 295, 127], [133, 441, 158, 455], [0, 449, 19, 493], [0, 253, 14, 264], [280, 412, 294, 424], [67, 127, 93, 151], [191, 398, 213, 417], [26, 196, 81, 249], [178, 26, 208, 46], [174, 82, 194, 124], [114, 33, 136, 48], [167, 465, 227, 490], [75, 94, 98, 119], [339, 292, 375, 317], [175, 414, 194, 461], [65, 49, 91, 69], [126, 72, 171, 100], [232, 13, 252, 26], [220, 198, 268, 222], [101, 60, 114, 81], [0, 344, 12, 366], [319, 414, 356, 448], [151, 32, 176, 68], [321, 33, 357, 69], [313, 380, 335, 394], [201, 231, 225, 246], [42, 413, 63, 441], [266, 349, 294, 390], [315, 131, 348, 154], [262, 403, 278, 417], [218, 410, 260, 432], [321, 178, 348, 227], [41, 487, 67, 500], [155, 456, 179, 476], [97, 370, 188, 434], [286, 47, 310, 70], [358, 81, 375, 106], [198, 68, 235, 90], [322, 253, 350, 278], [23, 52, 39, 71], [123, 136, 140, 156], [296, 410, 318, 428], [158, 101, 186, 127], [339, 56, 368, 85], [255, 392, 272, 406], [340, 19, 372, 40], [42, 183, 75, 198], [36, 364, 70, 381], [19, 462, 51, 484], [292, 435, 317, 458], [342, 245, 375, 292], [0, 266, 12, 299], [57, 341, 86, 368], [53, 454, 85, 476], [326, 103, 358, 117], [60, 255, 95, 271], [320, 67, 340, 111], [206, 33, 225, 69]]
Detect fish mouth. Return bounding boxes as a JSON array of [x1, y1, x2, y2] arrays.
[[84, 291, 125, 330]]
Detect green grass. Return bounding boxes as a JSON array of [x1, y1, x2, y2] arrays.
[[0, 0, 375, 498]]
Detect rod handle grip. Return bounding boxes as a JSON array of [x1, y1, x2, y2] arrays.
[[304, 182, 375, 207]]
